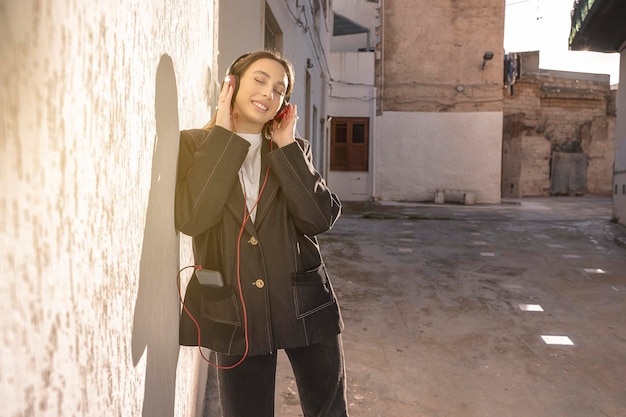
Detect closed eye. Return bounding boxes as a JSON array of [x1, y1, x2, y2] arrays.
[[254, 77, 285, 97]]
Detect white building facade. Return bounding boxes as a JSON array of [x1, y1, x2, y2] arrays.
[[328, 0, 505, 204]]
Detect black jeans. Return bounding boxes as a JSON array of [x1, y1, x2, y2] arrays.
[[214, 335, 349, 417]]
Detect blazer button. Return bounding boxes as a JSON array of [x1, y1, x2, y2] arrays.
[[248, 236, 258, 245], [254, 279, 265, 289]]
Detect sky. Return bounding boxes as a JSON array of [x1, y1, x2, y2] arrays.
[[504, 0, 620, 84]]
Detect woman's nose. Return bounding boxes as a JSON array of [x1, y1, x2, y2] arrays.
[[261, 86, 274, 99]]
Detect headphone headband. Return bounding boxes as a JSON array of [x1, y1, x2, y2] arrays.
[[225, 53, 251, 76]]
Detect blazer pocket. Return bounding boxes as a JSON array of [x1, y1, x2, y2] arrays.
[[200, 285, 241, 326], [292, 263, 335, 319]]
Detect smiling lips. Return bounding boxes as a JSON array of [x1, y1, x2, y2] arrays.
[[252, 100, 270, 113]]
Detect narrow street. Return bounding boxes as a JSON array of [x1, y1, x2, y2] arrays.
[[276, 197, 626, 417]]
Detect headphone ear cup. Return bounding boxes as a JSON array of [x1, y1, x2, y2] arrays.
[[225, 53, 249, 102], [227, 74, 239, 92], [274, 103, 290, 122], [225, 74, 239, 106]]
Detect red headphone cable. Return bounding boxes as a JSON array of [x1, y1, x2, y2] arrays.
[[177, 137, 273, 369]]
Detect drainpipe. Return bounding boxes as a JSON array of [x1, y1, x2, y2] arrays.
[[371, 0, 384, 200]]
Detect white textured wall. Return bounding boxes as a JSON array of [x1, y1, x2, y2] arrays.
[[613, 51, 626, 225], [375, 112, 503, 203], [0, 1, 215, 416]]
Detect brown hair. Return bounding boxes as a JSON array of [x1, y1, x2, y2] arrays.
[[203, 50, 295, 139]]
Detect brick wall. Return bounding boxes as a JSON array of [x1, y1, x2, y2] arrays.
[[374, 0, 505, 204], [502, 51, 615, 197]]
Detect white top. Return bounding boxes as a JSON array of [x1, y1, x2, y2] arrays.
[[237, 132, 263, 222]]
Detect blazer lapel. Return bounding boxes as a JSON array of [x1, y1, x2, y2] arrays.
[[226, 178, 246, 228], [225, 139, 278, 233], [253, 139, 280, 227]]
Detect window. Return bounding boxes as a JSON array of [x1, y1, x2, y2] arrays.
[[330, 117, 369, 171], [265, 22, 276, 51], [265, 5, 283, 52]]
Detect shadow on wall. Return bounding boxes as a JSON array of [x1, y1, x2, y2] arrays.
[[131, 54, 181, 417]]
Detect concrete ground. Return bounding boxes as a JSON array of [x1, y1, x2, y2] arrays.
[[275, 196, 626, 417]]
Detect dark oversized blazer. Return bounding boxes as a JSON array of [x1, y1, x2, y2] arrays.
[[175, 126, 344, 356]]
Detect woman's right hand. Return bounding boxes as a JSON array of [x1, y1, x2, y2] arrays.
[[215, 77, 234, 131]]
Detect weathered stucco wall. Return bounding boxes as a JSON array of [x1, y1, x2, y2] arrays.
[[0, 1, 215, 416], [375, 112, 503, 203], [582, 116, 615, 195], [503, 51, 615, 197], [502, 135, 551, 197], [383, 0, 505, 113]]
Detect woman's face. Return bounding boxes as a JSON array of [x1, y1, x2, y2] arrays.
[[232, 58, 289, 132]]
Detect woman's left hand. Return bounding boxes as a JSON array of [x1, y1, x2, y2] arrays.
[[215, 77, 235, 131], [271, 104, 297, 148]]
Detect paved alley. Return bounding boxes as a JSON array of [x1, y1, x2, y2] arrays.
[[275, 197, 626, 417]]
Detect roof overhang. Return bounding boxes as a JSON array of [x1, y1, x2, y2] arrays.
[[333, 13, 370, 36], [569, 0, 626, 52]]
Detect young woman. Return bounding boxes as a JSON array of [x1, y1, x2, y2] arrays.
[[175, 50, 349, 417]]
